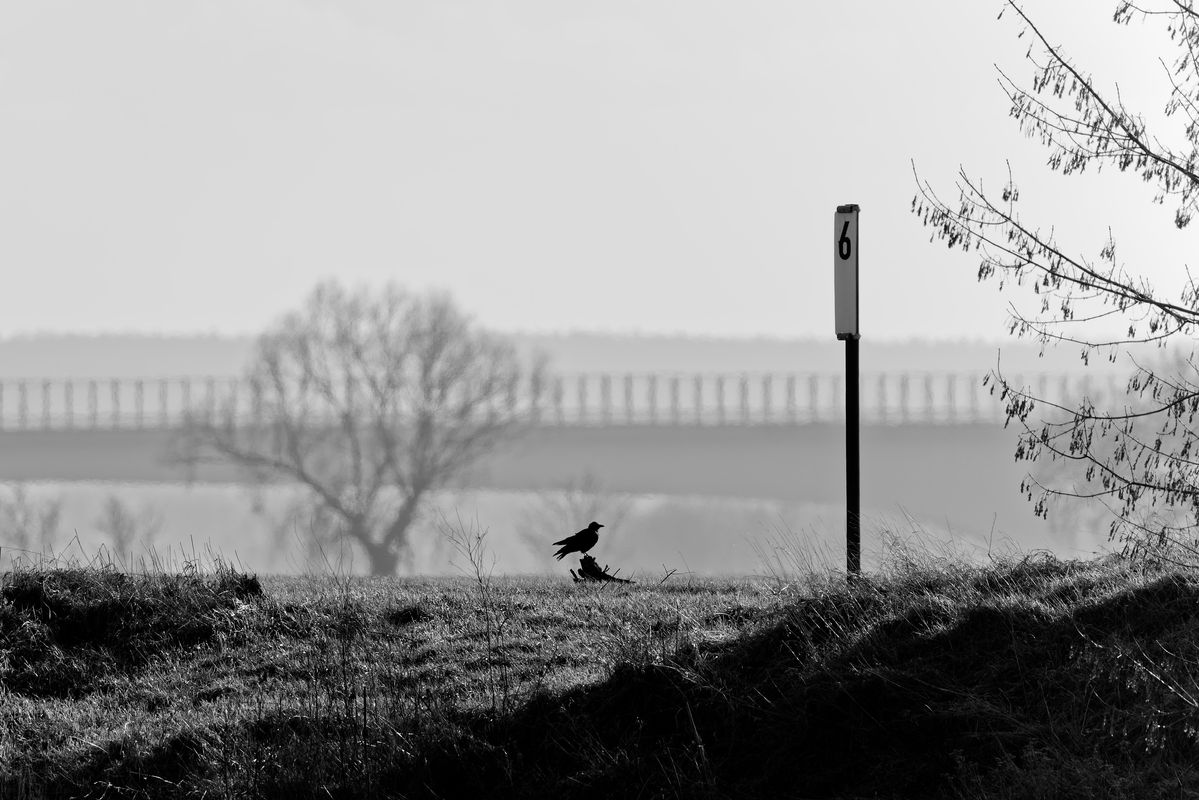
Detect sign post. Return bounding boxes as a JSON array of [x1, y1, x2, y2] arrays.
[[834, 204, 861, 579]]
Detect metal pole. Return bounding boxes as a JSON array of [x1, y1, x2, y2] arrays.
[[846, 336, 861, 578]]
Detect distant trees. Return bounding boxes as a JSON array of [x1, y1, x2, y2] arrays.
[[518, 472, 633, 564], [0, 485, 161, 563], [914, 2, 1199, 559], [95, 495, 161, 560], [180, 281, 538, 576], [0, 484, 61, 555]]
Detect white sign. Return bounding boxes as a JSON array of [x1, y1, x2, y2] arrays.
[[834, 204, 859, 339]]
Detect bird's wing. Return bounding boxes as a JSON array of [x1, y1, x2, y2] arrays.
[[554, 529, 588, 546]]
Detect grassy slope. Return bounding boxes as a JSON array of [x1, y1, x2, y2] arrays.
[[3, 554, 1199, 799]]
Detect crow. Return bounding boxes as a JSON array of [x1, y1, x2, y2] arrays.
[[552, 521, 604, 560]]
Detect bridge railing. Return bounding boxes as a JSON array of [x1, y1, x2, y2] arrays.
[[0, 372, 1130, 431]]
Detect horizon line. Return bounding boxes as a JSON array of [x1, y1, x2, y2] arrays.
[[0, 329, 1021, 346]]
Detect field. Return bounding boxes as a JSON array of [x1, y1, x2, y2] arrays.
[[2, 482, 850, 577], [4, 528, 1199, 799], [0, 480, 1109, 580]]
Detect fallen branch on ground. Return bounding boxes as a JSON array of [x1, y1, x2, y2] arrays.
[[571, 555, 632, 583]]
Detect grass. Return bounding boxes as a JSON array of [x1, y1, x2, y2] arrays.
[[3, 542, 1199, 798]]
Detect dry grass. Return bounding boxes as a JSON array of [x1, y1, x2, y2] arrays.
[[0, 544, 776, 798], [3, 543, 1199, 798]]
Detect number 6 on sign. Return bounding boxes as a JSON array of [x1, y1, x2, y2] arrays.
[[834, 204, 859, 339]]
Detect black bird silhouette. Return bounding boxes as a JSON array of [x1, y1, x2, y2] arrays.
[[552, 521, 604, 560]]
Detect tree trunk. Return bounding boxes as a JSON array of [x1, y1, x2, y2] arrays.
[[363, 540, 403, 577], [368, 493, 421, 575], [384, 493, 423, 546]]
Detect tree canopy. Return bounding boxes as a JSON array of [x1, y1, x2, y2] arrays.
[[181, 281, 539, 575]]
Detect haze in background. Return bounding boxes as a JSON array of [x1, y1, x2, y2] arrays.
[[0, 333, 1107, 379], [0, 332, 1118, 577], [1, 2, 1173, 574], [2, 2, 1191, 342]]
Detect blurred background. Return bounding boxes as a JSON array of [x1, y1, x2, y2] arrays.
[[0, 331, 1117, 576], [0, 1, 1159, 575]]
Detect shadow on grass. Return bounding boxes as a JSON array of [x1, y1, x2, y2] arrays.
[[0, 563, 262, 697], [28, 556, 1199, 799]]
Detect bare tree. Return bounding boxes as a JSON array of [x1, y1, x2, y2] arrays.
[[180, 281, 539, 576], [95, 494, 162, 559], [913, 1, 1199, 559], [0, 484, 61, 555]]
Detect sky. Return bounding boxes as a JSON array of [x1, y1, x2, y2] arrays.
[[1, 1, 1194, 340]]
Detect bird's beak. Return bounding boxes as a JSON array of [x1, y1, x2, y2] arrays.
[[598, 524, 605, 528]]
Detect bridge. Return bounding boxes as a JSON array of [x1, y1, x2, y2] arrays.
[[0, 371, 1119, 542], [0, 370, 1120, 430]]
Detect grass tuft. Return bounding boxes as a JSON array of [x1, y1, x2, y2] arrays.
[[383, 602, 431, 627], [1, 556, 261, 698], [6, 549, 1199, 798]]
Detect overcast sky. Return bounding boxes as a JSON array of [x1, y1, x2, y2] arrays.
[[1, 1, 1192, 340]]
